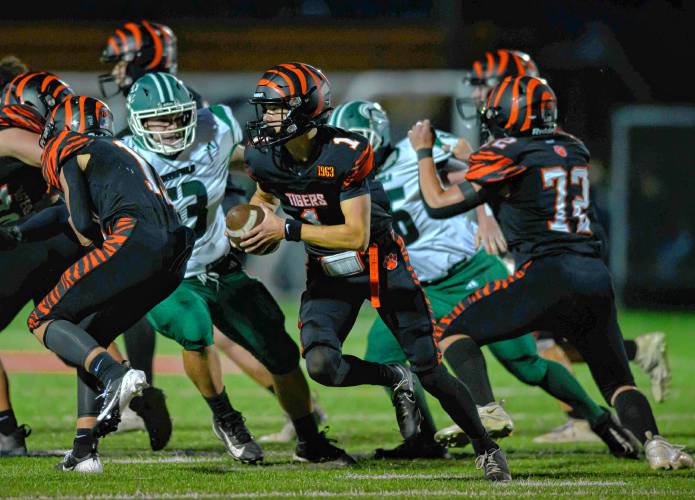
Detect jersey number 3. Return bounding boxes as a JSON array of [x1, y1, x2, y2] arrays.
[[541, 166, 591, 234]]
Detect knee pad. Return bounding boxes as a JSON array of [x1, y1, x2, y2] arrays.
[[304, 345, 342, 386], [501, 355, 548, 386]]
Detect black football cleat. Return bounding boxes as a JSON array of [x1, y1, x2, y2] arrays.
[[390, 364, 422, 441], [374, 434, 449, 460], [213, 411, 264, 464], [129, 386, 172, 451], [293, 430, 356, 465], [591, 410, 640, 459], [0, 424, 31, 457], [475, 447, 512, 482]]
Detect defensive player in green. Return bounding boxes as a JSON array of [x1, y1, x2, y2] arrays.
[[122, 72, 352, 464], [328, 100, 636, 458]]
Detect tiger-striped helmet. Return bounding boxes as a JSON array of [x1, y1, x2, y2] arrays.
[[99, 20, 177, 98], [482, 75, 557, 138], [457, 49, 539, 122], [40, 95, 113, 148], [2, 71, 73, 120], [247, 62, 331, 150]]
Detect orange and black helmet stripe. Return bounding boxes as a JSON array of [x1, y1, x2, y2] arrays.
[[471, 49, 539, 81], [101, 20, 177, 73], [1, 71, 73, 119], [253, 62, 331, 118], [485, 75, 556, 136]]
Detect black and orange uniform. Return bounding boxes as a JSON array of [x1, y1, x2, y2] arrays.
[[247, 125, 499, 452], [28, 132, 193, 345], [0, 104, 81, 330], [0, 104, 50, 224], [245, 127, 443, 373], [436, 132, 637, 404]]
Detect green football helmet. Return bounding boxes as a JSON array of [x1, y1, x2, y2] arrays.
[[126, 72, 196, 155], [327, 100, 391, 153]]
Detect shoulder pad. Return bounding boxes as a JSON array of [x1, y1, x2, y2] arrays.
[[466, 137, 528, 183], [41, 131, 94, 190], [320, 128, 374, 188]]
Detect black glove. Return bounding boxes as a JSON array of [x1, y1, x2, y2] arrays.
[[0, 225, 22, 250]]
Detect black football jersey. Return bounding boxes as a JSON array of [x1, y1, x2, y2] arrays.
[[466, 132, 601, 265], [245, 126, 392, 256], [41, 132, 179, 234], [0, 104, 51, 225]]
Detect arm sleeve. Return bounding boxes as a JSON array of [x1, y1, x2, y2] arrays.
[[340, 143, 374, 201], [62, 159, 101, 242], [17, 204, 70, 242], [419, 180, 492, 219]]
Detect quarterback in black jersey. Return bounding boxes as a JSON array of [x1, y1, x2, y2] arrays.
[[241, 62, 510, 480], [24, 96, 193, 471], [414, 75, 693, 470]]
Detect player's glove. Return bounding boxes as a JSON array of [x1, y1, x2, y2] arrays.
[[0, 225, 22, 250]]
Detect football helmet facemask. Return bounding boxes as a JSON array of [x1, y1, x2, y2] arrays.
[[126, 72, 196, 156]]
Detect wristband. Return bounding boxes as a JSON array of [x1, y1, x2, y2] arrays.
[[416, 147, 433, 161], [284, 219, 303, 242]]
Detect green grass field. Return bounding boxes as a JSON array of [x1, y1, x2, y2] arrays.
[[1, 303, 694, 498]]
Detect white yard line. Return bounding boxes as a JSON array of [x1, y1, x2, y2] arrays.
[[7, 488, 695, 500]]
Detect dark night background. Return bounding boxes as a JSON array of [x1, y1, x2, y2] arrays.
[[1, 0, 693, 306]]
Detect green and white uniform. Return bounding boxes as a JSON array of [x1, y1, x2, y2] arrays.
[[376, 130, 477, 282], [123, 104, 298, 373], [126, 105, 239, 277]]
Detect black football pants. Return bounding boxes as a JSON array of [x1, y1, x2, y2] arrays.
[[437, 253, 636, 403]]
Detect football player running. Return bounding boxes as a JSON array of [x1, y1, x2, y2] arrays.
[[414, 75, 692, 470], [329, 100, 637, 460], [121, 72, 348, 464], [19, 95, 193, 471], [0, 71, 131, 462], [457, 49, 671, 445], [241, 62, 510, 481], [99, 22, 325, 443]]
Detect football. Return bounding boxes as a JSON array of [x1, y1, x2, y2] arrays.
[[225, 204, 279, 254]]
